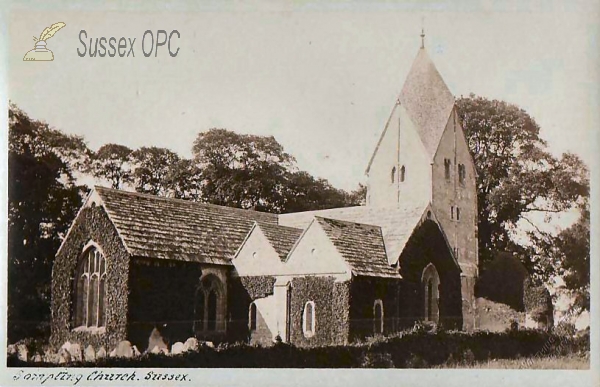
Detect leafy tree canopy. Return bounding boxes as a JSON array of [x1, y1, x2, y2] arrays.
[[89, 143, 134, 189], [8, 104, 89, 341], [456, 94, 589, 292]]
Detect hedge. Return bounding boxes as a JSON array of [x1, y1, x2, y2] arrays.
[[8, 328, 590, 368]]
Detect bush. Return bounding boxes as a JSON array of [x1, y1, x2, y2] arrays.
[[7, 329, 589, 368]]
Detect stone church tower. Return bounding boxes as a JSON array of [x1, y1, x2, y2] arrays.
[[365, 36, 479, 328]]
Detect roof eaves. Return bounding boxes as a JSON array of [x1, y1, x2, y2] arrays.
[[365, 102, 399, 175], [55, 188, 95, 257]]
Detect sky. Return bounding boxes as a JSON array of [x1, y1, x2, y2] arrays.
[[6, 0, 599, 193]]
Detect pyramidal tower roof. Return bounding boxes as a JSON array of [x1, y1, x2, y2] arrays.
[[398, 46, 455, 159]]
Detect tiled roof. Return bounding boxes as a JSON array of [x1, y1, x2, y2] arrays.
[[278, 197, 429, 265], [399, 48, 455, 159], [315, 217, 400, 278], [255, 222, 303, 261], [95, 186, 277, 264]]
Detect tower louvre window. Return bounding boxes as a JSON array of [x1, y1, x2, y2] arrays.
[[456, 207, 461, 221], [400, 165, 406, 182], [391, 166, 396, 183], [450, 206, 454, 220], [458, 164, 466, 184], [444, 159, 451, 180]]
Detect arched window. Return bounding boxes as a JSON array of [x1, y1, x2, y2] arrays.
[[194, 288, 205, 332], [391, 166, 396, 183], [249, 302, 257, 331], [373, 299, 384, 334], [207, 290, 218, 331], [74, 247, 106, 328], [194, 275, 224, 333], [303, 301, 316, 337], [400, 165, 406, 182]]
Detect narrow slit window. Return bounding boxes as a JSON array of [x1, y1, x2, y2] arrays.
[[444, 159, 451, 180], [456, 207, 461, 221], [391, 166, 396, 183], [249, 302, 257, 331], [400, 165, 406, 182]]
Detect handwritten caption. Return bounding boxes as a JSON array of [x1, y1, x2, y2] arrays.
[[13, 370, 191, 385]]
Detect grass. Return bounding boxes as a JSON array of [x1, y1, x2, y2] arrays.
[[436, 353, 590, 369]]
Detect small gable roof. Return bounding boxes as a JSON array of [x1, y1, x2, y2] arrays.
[[278, 197, 429, 265], [95, 186, 277, 264], [399, 48, 455, 159], [255, 222, 303, 261], [315, 217, 400, 279]]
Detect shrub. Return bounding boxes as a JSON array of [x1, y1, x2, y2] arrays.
[[8, 329, 589, 368]]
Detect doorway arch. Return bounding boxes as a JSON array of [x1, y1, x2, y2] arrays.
[[421, 263, 440, 323]]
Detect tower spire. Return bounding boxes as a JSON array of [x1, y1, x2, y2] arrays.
[[420, 27, 425, 49]]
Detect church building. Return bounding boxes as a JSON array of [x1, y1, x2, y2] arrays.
[[50, 36, 479, 351]]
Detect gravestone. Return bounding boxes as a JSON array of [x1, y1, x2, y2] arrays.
[[147, 327, 168, 353], [58, 347, 71, 363], [183, 337, 199, 352], [116, 340, 133, 358], [96, 347, 107, 359], [68, 343, 82, 361], [16, 344, 28, 362], [84, 345, 96, 362], [171, 342, 185, 355]]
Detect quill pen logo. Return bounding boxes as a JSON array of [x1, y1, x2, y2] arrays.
[[23, 22, 66, 61]]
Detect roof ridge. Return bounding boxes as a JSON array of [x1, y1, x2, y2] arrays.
[[314, 215, 381, 230], [256, 221, 303, 232], [278, 205, 365, 218], [94, 185, 277, 219]]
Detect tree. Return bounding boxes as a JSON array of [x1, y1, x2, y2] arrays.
[[8, 104, 89, 342], [193, 129, 294, 212], [89, 143, 133, 189], [283, 171, 358, 213], [456, 94, 589, 283], [555, 200, 590, 312], [347, 183, 367, 206], [131, 146, 181, 196], [166, 158, 203, 200]]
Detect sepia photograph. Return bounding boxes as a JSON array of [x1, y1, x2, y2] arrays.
[[1, 1, 598, 386]]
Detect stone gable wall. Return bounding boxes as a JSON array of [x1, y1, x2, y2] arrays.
[[431, 109, 478, 268], [50, 206, 130, 351]]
